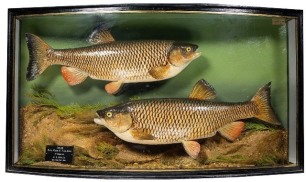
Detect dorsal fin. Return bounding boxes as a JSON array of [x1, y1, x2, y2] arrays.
[[189, 79, 217, 100], [88, 28, 115, 44]]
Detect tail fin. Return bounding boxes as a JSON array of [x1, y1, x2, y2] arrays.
[[251, 82, 281, 125], [25, 33, 53, 81]]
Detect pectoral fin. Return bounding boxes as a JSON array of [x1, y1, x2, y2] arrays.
[[88, 29, 115, 44], [182, 141, 200, 159], [218, 121, 245, 142], [148, 64, 171, 79], [105, 81, 123, 95], [61, 66, 88, 86], [130, 128, 155, 140], [189, 79, 217, 100]]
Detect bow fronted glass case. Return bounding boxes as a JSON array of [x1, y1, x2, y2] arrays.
[[6, 4, 303, 178]]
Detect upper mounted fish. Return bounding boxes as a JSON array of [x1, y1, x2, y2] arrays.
[[25, 29, 201, 94], [94, 79, 281, 159]]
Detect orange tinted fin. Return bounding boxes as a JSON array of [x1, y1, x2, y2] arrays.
[[218, 121, 245, 142], [189, 79, 217, 100], [105, 81, 123, 95], [182, 141, 200, 159], [148, 64, 171, 79], [88, 29, 115, 44], [251, 82, 281, 125], [61, 66, 88, 86], [25, 33, 53, 81]]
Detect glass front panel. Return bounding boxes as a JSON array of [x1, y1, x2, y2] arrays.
[[12, 11, 299, 171]]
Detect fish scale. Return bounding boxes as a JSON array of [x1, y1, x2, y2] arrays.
[[26, 33, 200, 94], [127, 99, 257, 143], [95, 80, 280, 158], [49, 40, 174, 81]]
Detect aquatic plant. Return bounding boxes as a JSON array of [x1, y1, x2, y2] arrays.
[[18, 148, 38, 165], [206, 154, 251, 164], [26, 84, 58, 107], [27, 84, 104, 118], [75, 154, 124, 168], [129, 95, 141, 101], [205, 154, 283, 166], [245, 120, 275, 131], [19, 136, 51, 165], [97, 142, 119, 159], [255, 154, 281, 166], [56, 103, 104, 118]]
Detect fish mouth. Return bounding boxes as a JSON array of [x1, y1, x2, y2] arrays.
[[193, 51, 202, 60], [94, 117, 106, 126], [195, 52, 202, 58]]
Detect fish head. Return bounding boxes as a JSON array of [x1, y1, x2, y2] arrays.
[[94, 105, 133, 133], [168, 42, 201, 67]]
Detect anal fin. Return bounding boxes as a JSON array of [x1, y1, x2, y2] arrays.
[[218, 121, 245, 142], [189, 79, 217, 100], [182, 141, 200, 159], [149, 64, 171, 79], [105, 81, 123, 95], [61, 66, 88, 86]]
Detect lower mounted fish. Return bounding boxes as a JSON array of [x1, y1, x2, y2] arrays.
[[94, 80, 280, 159]]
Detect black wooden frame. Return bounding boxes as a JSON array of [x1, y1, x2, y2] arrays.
[[6, 4, 304, 179]]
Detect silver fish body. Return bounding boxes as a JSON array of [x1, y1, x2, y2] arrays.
[[97, 99, 256, 144], [25, 29, 201, 94], [48, 40, 175, 82], [94, 80, 280, 158]]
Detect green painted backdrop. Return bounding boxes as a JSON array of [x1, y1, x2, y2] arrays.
[[19, 13, 288, 126]]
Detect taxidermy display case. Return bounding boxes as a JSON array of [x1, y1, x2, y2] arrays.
[[6, 4, 303, 178]]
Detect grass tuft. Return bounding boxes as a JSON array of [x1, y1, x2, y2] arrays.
[[207, 154, 250, 164], [245, 120, 275, 131], [18, 149, 38, 165], [97, 142, 119, 159], [19, 136, 51, 165], [27, 84, 104, 118], [255, 155, 279, 166], [26, 84, 59, 107], [129, 95, 141, 101]]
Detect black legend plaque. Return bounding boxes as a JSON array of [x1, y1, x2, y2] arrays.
[[45, 145, 74, 164]]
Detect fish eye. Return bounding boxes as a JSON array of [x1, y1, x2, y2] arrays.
[[186, 47, 192, 52], [106, 112, 112, 118]]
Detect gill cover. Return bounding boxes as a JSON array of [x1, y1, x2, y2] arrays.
[[96, 106, 133, 133], [168, 42, 200, 67]]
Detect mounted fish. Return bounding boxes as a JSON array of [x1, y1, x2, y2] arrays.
[[94, 79, 280, 159], [25, 29, 201, 94]]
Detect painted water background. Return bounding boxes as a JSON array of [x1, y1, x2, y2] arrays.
[[19, 13, 288, 126]]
